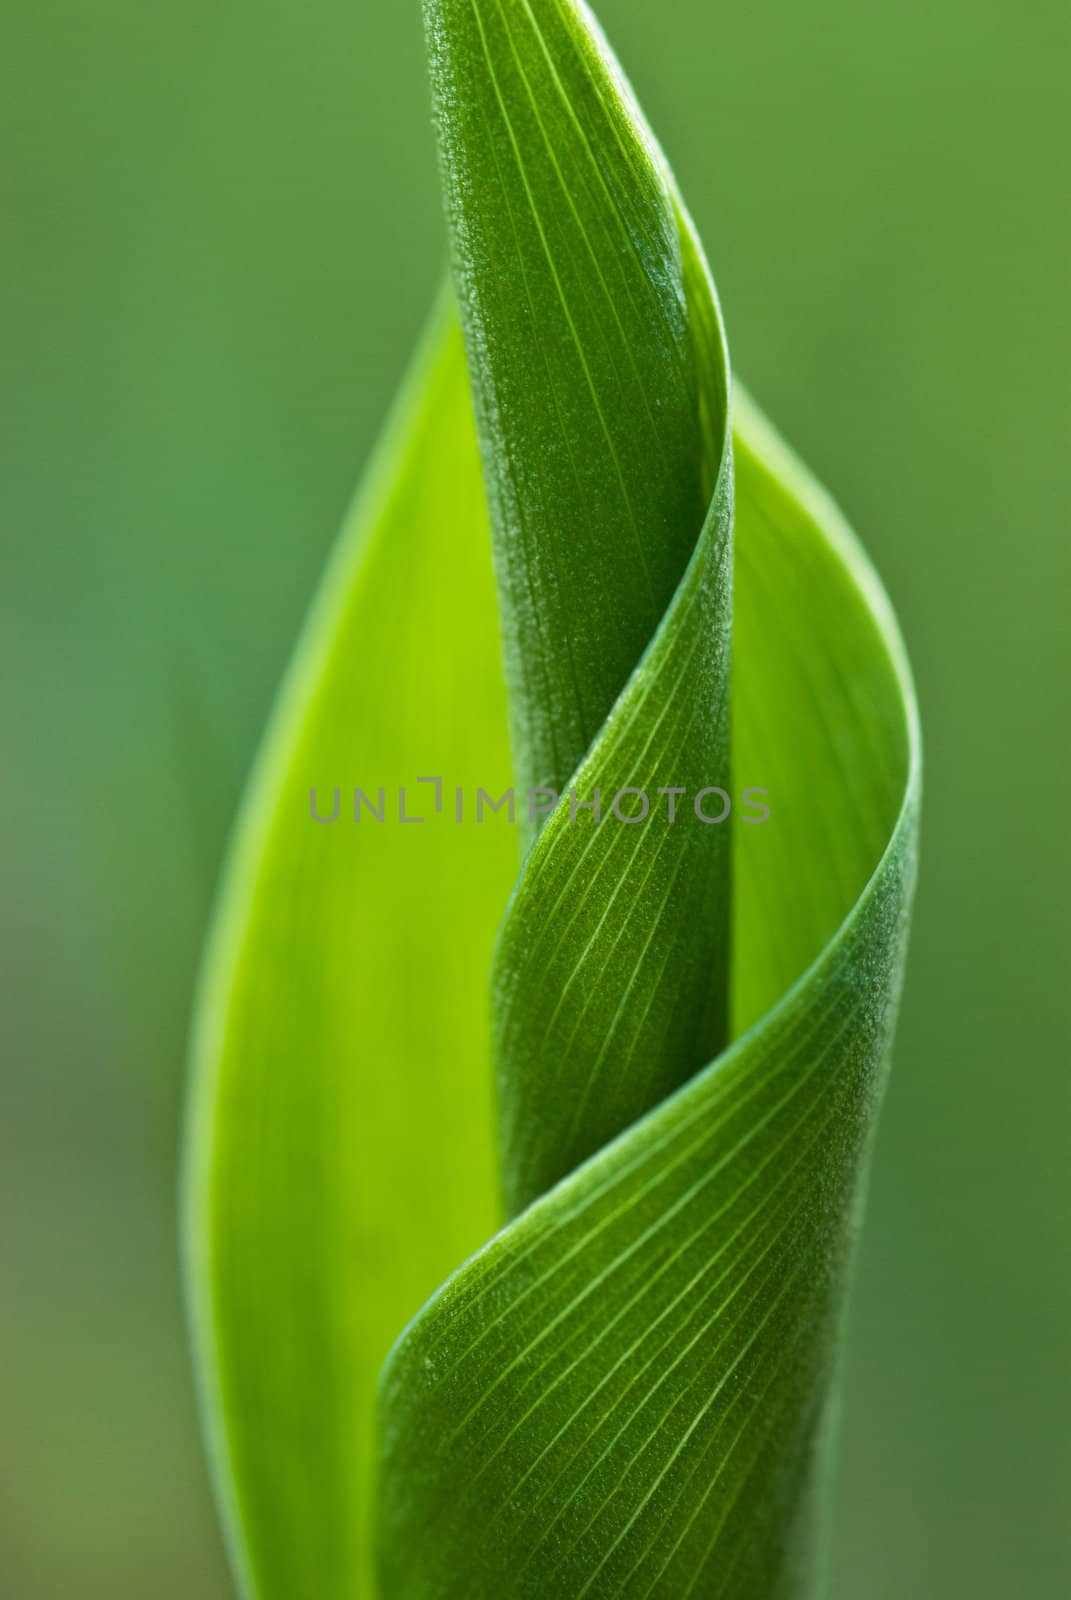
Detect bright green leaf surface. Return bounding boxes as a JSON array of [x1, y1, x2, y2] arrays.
[[378, 1, 919, 1596], [183, 305, 516, 1600], [185, 0, 919, 1596]]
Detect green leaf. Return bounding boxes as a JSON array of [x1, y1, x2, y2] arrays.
[[426, 0, 735, 1214], [184, 1, 920, 1596], [426, 0, 724, 816], [376, 2, 920, 1597], [377, 379, 919, 1598], [182, 301, 517, 1600]]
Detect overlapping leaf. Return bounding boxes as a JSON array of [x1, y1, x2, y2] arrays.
[[426, 0, 735, 1211], [377, 383, 919, 1598], [184, 1, 919, 1597]]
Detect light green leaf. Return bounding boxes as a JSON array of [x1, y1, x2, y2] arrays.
[[182, 303, 516, 1600], [185, 1, 920, 1597], [376, 1, 920, 1597]]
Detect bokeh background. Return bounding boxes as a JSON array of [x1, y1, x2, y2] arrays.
[[4, 1, 1069, 1595]]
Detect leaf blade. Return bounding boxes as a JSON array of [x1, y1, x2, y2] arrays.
[[426, 0, 736, 1214], [183, 302, 515, 1600], [376, 383, 920, 1598], [425, 0, 727, 812]]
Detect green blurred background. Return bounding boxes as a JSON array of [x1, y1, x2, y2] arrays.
[[4, 1, 1069, 1594]]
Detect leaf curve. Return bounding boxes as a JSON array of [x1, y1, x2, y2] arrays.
[[425, 0, 722, 816], [183, 1, 921, 1597], [426, 0, 735, 1214], [376, 380, 920, 1597], [182, 303, 516, 1600], [376, 2, 920, 1597]]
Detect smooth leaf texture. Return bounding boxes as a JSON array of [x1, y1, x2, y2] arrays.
[[183, 307, 515, 1600], [185, 1, 920, 1597]]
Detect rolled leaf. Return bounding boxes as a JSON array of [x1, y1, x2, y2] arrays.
[[378, 2, 920, 1596], [184, 2, 920, 1597]]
